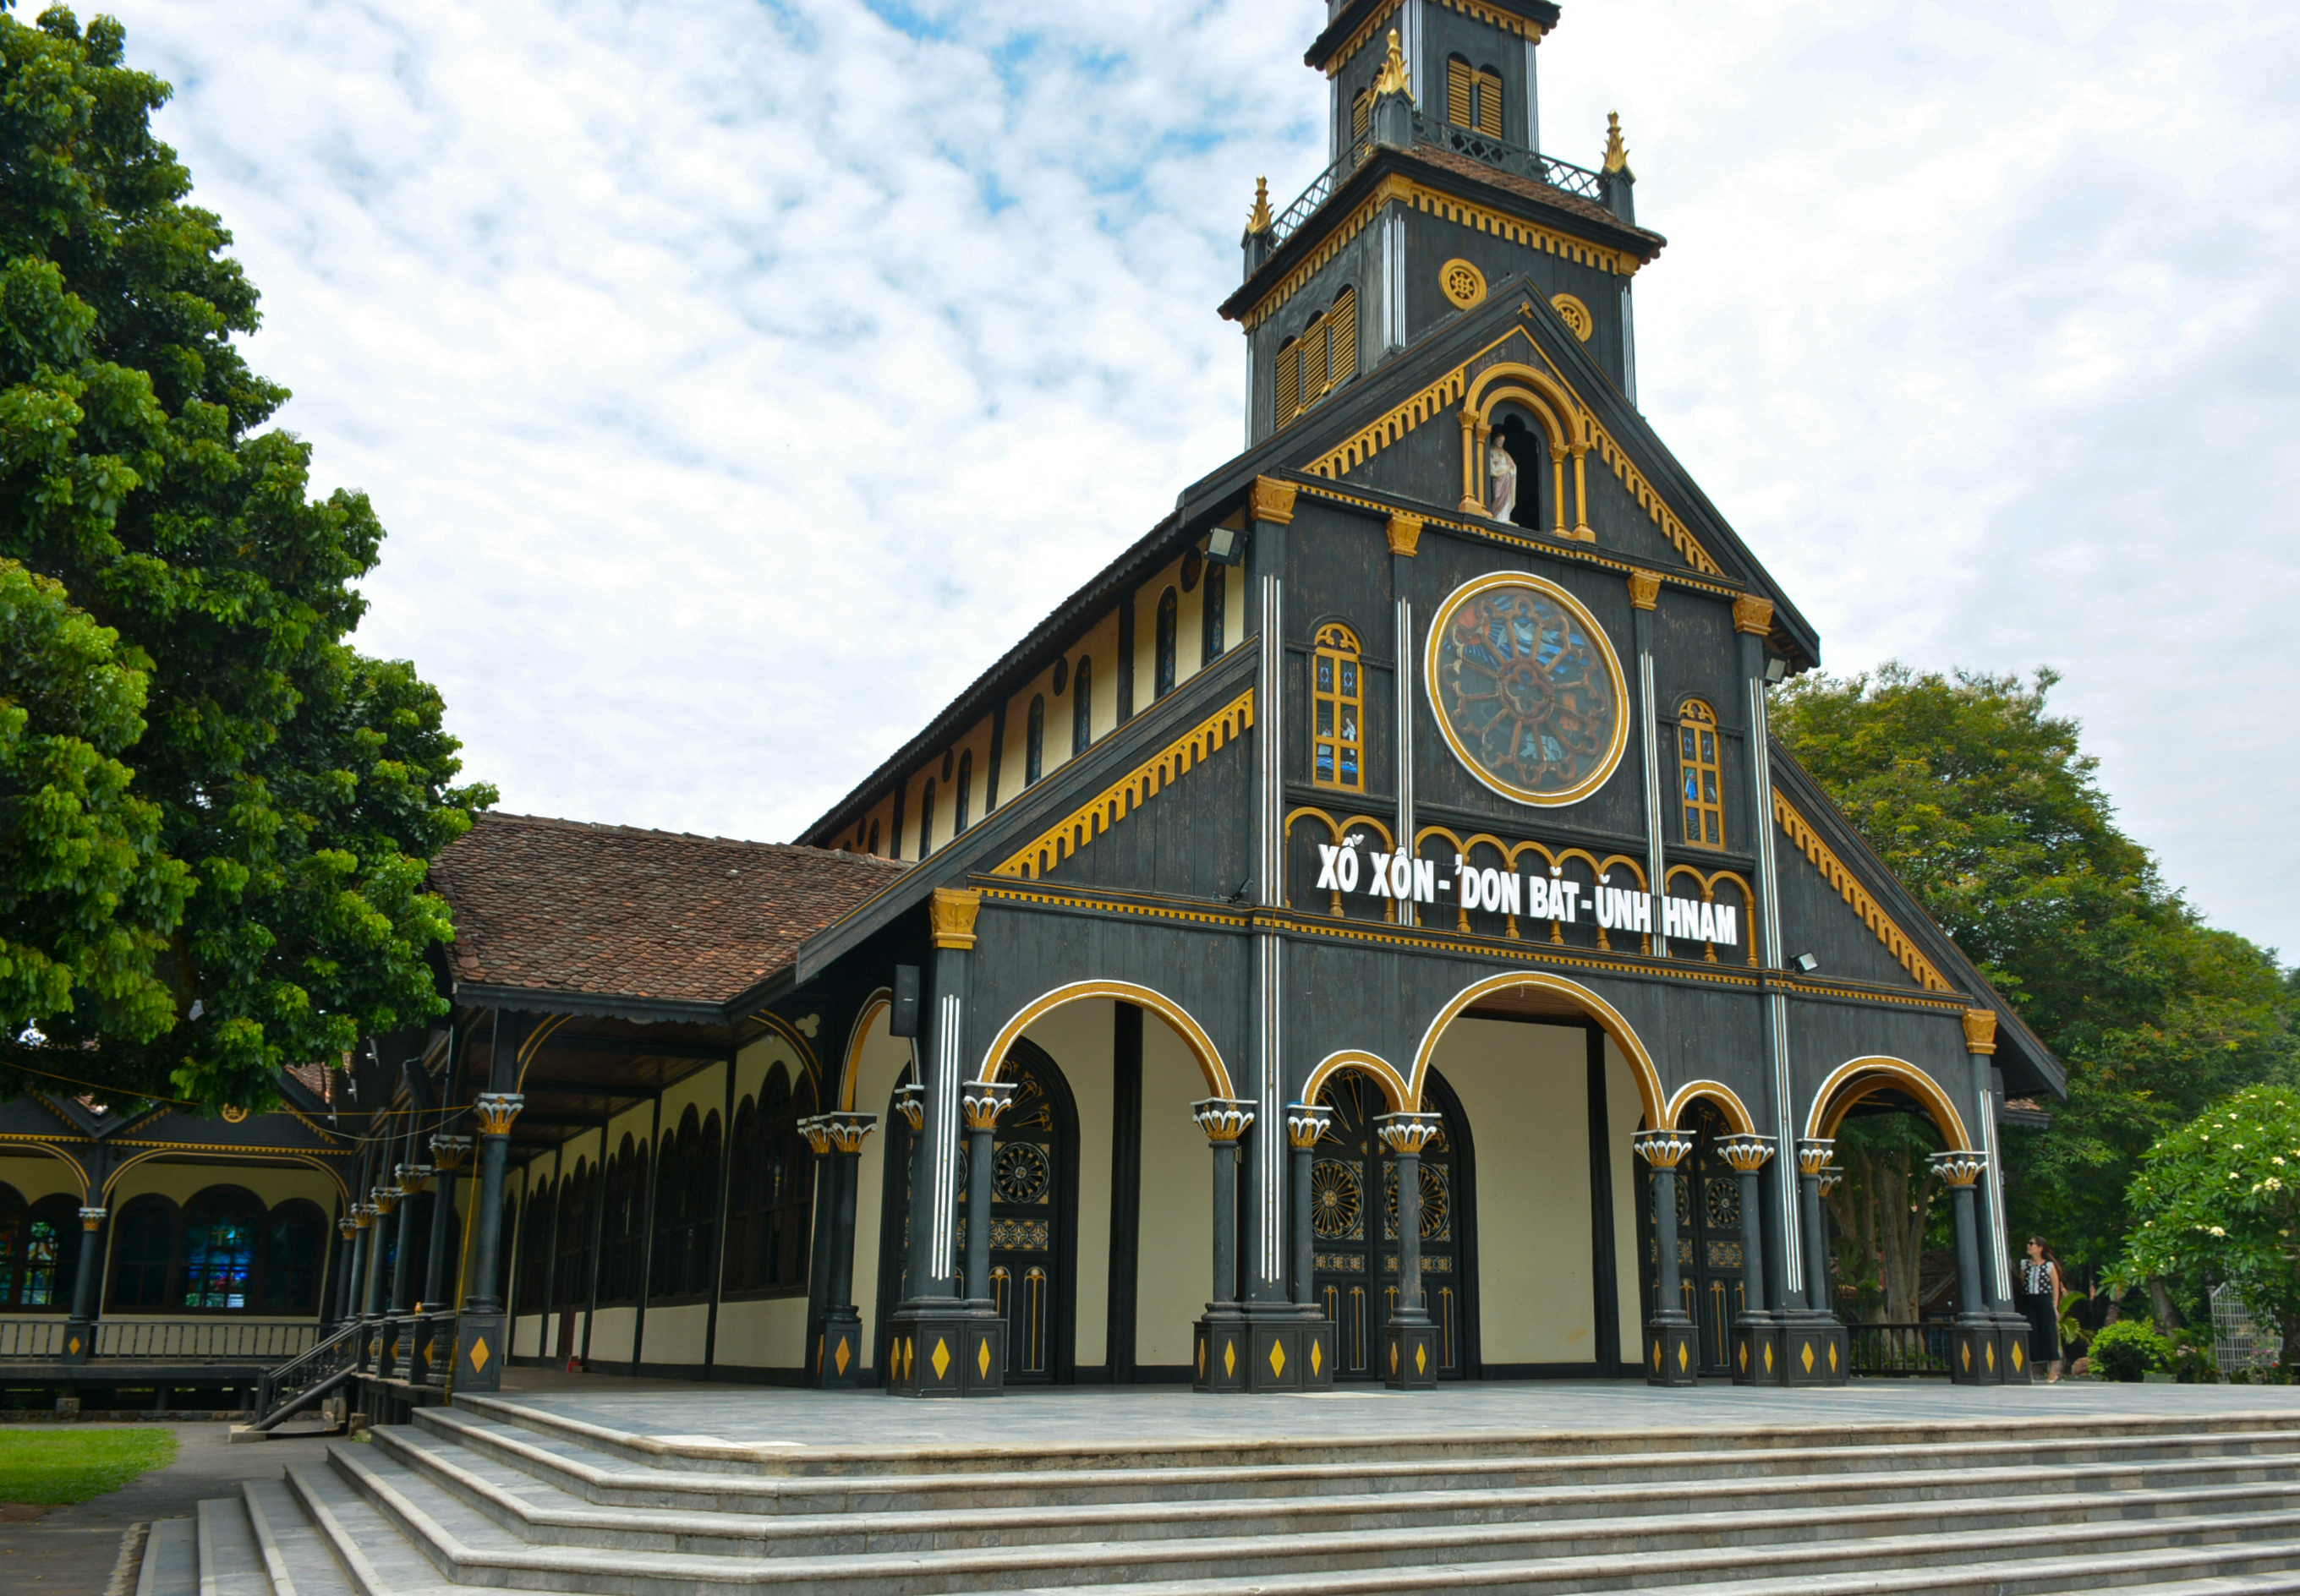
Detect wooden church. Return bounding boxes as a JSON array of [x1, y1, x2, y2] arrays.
[[0, 0, 2062, 1411]]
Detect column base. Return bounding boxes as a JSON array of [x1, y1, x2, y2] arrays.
[[1949, 1319, 2010, 1386], [1384, 1320, 1439, 1391], [814, 1311, 867, 1390], [452, 1311, 506, 1393], [1779, 1317, 1848, 1386], [1996, 1317, 2035, 1385], [1235, 1315, 1334, 1392], [1730, 1320, 1785, 1386], [886, 1309, 1005, 1397], [63, 1320, 94, 1364], [1645, 1319, 1699, 1387], [375, 1315, 403, 1384], [1194, 1312, 1251, 1393]]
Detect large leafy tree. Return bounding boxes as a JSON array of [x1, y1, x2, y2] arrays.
[[2123, 1087, 2300, 1352], [0, 5, 490, 1108], [1774, 664, 2296, 1285]]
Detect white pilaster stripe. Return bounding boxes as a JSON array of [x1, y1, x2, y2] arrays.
[[1747, 674, 1799, 1287], [1981, 1091, 2013, 1301], [1639, 650, 1664, 954], [929, 991, 961, 1279], [1396, 597, 1416, 928]]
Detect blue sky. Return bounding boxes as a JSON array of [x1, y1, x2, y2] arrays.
[[120, 0, 2300, 959]]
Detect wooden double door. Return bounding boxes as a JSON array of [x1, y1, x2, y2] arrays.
[[1308, 1074, 1468, 1380], [1640, 1100, 1747, 1376]]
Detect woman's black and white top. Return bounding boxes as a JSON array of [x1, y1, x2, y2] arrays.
[[2020, 1258, 2056, 1298]]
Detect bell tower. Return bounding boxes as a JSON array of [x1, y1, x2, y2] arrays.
[[1223, 2, 1662, 446]]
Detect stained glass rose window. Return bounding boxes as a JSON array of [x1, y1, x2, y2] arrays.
[[1426, 573, 1628, 806]]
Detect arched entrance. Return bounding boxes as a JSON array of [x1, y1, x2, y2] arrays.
[[1639, 1098, 1746, 1376], [1309, 1068, 1473, 1380]]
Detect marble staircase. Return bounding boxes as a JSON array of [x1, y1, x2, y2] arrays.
[[148, 1399, 2300, 1595]]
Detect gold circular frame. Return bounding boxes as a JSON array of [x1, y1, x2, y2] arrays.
[[1423, 571, 1630, 808], [1439, 259, 1487, 310], [1550, 292, 1593, 342]]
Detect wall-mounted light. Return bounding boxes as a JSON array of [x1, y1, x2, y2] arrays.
[[1792, 952, 1819, 973], [1764, 655, 1789, 685], [1205, 511, 1248, 566]]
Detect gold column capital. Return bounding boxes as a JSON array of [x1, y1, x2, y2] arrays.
[[430, 1134, 473, 1171], [1795, 1139, 1837, 1178], [1632, 1129, 1695, 1170], [817, 1111, 878, 1155], [928, 887, 982, 950], [1249, 476, 1298, 527], [1929, 1151, 1987, 1187], [1385, 512, 1423, 557], [1716, 1134, 1776, 1173], [1284, 1103, 1333, 1150], [892, 1083, 927, 1134], [1627, 570, 1662, 611], [1375, 1112, 1445, 1156], [961, 1080, 1016, 1133], [1963, 1008, 1999, 1055], [798, 1115, 835, 1157], [78, 1206, 106, 1231], [474, 1092, 524, 1138], [1733, 595, 1776, 635], [1191, 1097, 1257, 1144]]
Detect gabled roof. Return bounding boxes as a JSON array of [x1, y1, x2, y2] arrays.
[[430, 812, 907, 1013], [1306, 0, 1563, 74]]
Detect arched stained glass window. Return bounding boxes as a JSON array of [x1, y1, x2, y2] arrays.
[[955, 751, 973, 835], [0, 1187, 79, 1309], [1312, 624, 1365, 791], [1071, 656, 1093, 757], [1202, 564, 1225, 664], [1155, 588, 1178, 699], [179, 1187, 263, 1309], [1678, 699, 1725, 847], [1027, 695, 1045, 784]]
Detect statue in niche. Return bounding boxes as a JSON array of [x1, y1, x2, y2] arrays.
[[1487, 435, 1519, 523]]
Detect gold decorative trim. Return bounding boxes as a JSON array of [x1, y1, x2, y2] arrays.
[[1306, 364, 1468, 480], [1733, 595, 1776, 636], [1589, 421, 1722, 575], [994, 688, 1254, 880], [980, 979, 1235, 1100], [1807, 1057, 1976, 1152], [928, 888, 983, 951], [1372, 28, 1411, 98], [1386, 512, 1424, 557], [1775, 795, 1955, 994], [1603, 112, 1633, 178], [1626, 569, 1662, 610], [1321, 0, 1406, 78], [1551, 292, 1593, 342], [1440, 258, 1487, 310], [1246, 176, 1273, 236], [1963, 1008, 1999, 1055], [1250, 476, 1299, 526], [1424, 571, 1632, 809]]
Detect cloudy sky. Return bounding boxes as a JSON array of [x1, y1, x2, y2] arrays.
[[118, 0, 2299, 959]]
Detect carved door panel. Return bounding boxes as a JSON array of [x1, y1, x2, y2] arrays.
[[983, 1057, 1063, 1382], [1309, 1074, 1464, 1380], [1641, 1101, 1744, 1377]]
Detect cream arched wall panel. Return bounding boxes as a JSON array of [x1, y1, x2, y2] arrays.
[[1607, 1038, 1646, 1349], [846, 1001, 918, 1375], [714, 1296, 810, 1372], [1020, 998, 1114, 1373], [1426, 1018, 1594, 1365], [1136, 1017, 1213, 1370], [0, 1152, 85, 1204]]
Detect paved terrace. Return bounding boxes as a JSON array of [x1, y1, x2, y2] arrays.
[[489, 1369, 2300, 1451]]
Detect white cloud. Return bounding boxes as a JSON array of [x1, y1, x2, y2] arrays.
[[122, 0, 2299, 958]]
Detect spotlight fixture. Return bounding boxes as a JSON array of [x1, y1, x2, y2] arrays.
[[1793, 953, 1819, 973], [1764, 655, 1789, 685]]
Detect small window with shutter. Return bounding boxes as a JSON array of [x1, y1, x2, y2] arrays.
[[1476, 68, 1504, 137], [1447, 57, 1474, 128], [1352, 88, 1371, 144]]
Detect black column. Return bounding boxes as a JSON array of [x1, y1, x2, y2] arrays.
[[627, 1090, 661, 1379], [1636, 1130, 1697, 1386], [1106, 1003, 1142, 1384], [422, 1136, 468, 1381], [64, 1203, 105, 1363], [814, 1112, 875, 1388], [1378, 1112, 1442, 1391], [1583, 1027, 1620, 1377], [1191, 1098, 1253, 1393], [1784, 1140, 1849, 1387], [1720, 1136, 1781, 1385], [961, 1081, 1013, 1316], [1284, 1105, 1328, 1307], [453, 1010, 527, 1393], [1936, 1153, 2002, 1386]]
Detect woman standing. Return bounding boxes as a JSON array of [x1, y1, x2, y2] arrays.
[[2020, 1237, 2067, 1382]]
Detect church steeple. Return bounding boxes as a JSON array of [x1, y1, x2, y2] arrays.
[[1223, 2, 1663, 443]]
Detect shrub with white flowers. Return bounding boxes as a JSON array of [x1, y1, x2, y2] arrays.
[[2122, 1087, 2300, 1359]]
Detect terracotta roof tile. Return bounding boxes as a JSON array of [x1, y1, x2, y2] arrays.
[[429, 813, 909, 1007], [1399, 143, 1667, 254]]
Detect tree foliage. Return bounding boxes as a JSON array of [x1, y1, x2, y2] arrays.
[[1774, 664, 2297, 1281], [2122, 1088, 2300, 1349], [0, 6, 490, 1107]]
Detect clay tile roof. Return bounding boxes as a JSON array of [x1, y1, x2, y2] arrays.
[[429, 812, 909, 1008], [1399, 143, 1667, 254]]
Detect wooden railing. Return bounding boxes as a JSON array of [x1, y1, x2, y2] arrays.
[[0, 1319, 68, 1358], [96, 1320, 318, 1360], [1848, 1321, 1952, 1376]]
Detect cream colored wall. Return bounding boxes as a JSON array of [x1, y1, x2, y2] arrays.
[[658, 1059, 728, 1143], [587, 1304, 636, 1364], [1607, 1039, 1646, 1350], [1019, 999, 1114, 1371], [641, 1301, 709, 1365], [107, 1160, 340, 1212], [846, 1004, 917, 1373], [1426, 1020, 1594, 1364], [0, 1151, 85, 1203], [1136, 1019, 1213, 1368], [1080, 608, 1122, 744], [714, 1296, 810, 1371]]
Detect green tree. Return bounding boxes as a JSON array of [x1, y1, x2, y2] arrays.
[[1773, 664, 2296, 1283], [2122, 1087, 2300, 1355], [0, 5, 490, 1107]]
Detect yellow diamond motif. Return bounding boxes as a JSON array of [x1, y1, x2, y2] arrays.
[[931, 1338, 951, 1380], [67, 1336, 81, 1357], [1962, 1341, 1972, 1370], [835, 1336, 852, 1376], [1197, 1339, 1207, 1377], [1739, 1342, 1750, 1372], [2012, 1342, 2025, 1372], [1651, 1340, 1662, 1371], [1800, 1342, 1815, 1374], [1416, 1343, 1428, 1375], [470, 1336, 490, 1372], [1390, 1342, 1400, 1374], [978, 1338, 993, 1380], [1677, 1341, 1689, 1373], [1311, 1338, 1322, 1376], [1829, 1341, 1839, 1371], [1268, 1340, 1286, 1379], [1765, 1342, 1775, 1372], [1986, 1342, 1996, 1371], [1224, 1339, 1236, 1378]]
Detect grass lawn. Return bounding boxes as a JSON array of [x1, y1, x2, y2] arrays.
[[0, 1427, 179, 1506]]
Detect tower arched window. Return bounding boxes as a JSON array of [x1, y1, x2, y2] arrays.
[[955, 751, 972, 835], [1071, 656, 1093, 756], [1447, 57, 1504, 138], [1155, 588, 1178, 699], [1202, 562, 1226, 663], [1352, 87, 1371, 144], [1312, 623, 1365, 790], [866, 817, 879, 856], [1678, 699, 1725, 847], [917, 779, 935, 859], [1027, 695, 1045, 784], [1273, 287, 1358, 429]]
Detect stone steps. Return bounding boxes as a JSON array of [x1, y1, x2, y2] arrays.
[[176, 1398, 2300, 1596]]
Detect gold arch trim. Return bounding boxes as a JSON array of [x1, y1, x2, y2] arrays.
[[1806, 1056, 1974, 1153], [1664, 1079, 1757, 1136], [980, 981, 1234, 1101], [1301, 1050, 1414, 1114], [748, 1010, 823, 1094], [995, 688, 1254, 881], [0, 1137, 90, 1193], [1424, 571, 1632, 809], [1410, 970, 1664, 1124], [1662, 862, 1760, 968], [1286, 806, 1399, 921], [512, 1014, 577, 1091], [1774, 795, 1956, 994], [101, 1146, 350, 1204], [839, 990, 905, 1112]]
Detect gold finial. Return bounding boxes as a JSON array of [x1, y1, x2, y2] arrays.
[[1603, 112, 1633, 177], [1247, 176, 1273, 235], [1373, 28, 1411, 100]]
